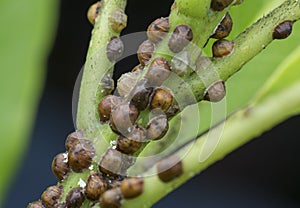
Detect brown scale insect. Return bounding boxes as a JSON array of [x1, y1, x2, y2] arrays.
[[145, 57, 171, 86], [106, 36, 124, 62], [120, 177, 144, 199], [204, 80, 226, 102], [168, 25, 193, 53], [87, 1, 102, 25], [212, 39, 234, 58], [99, 188, 123, 208], [210, 0, 233, 11], [99, 148, 123, 176], [66, 187, 85, 208], [146, 115, 169, 140], [117, 70, 142, 97], [147, 17, 170, 43], [273, 21, 294, 40], [137, 40, 155, 66], [109, 102, 139, 136], [85, 173, 108, 201], [65, 130, 84, 150], [116, 125, 146, 154], [211, 12, 233, 39], [68, 139, 96, 173], [150, 87, 173, 113], [156, 155, 183, 182], [109, 8, 127, 33], [27, 200, 44, 208], [41, 185, 62, 208], [98, 95, 122, 123], [130, 80, 153, 111], [51, 152, 70, 181], [100, 74, 115, 95]]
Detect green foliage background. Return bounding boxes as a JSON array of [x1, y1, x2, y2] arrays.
[[0, 0, 59, 206]]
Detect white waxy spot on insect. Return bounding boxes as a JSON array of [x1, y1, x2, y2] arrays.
[[63, 153, 68, 163], [110, 140, 116, 149], [89, 165, 94, 170], [78, 178, 86, 188]]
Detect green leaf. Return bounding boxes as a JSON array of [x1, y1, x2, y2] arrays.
[[0, 0, 58, 205]]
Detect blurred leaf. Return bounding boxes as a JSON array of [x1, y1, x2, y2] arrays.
[[253, 45, 300, 105], [0, 0, 58, 205]]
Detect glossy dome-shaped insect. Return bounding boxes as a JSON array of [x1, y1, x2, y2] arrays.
[[51, 152, 70, 181], [87, 1, 102, 25], [116, 125, 146, 154], [85, 173, 108, 201], [109, 8, 127, 33], [66, 187, 85, 208], [273, 20, 294, 40], [211, 12, 233, 39], [120, 177, 144, 199], [65, 130, 84, 150], [99, 148, 123, 176], [109, 102, 139, 136], [106, 36, 124, 62], [68, 139, 95, 173], [168, 25, 193, 53], [145, 57, 171, 86], [146, 115, 169, 140], [156, 155, 183, 182], [212, 39, 234, 58], [137, 40, 155, 66], [98, 95, 123, 123], [204, 80, 226, 102], [211, 0, 233, 11], [27, 200, 44, 208], [150, 87, 174, 113], [41, 185, 62, 208], [147, 17, 170, 43], [130, 80, 153, 111], [99, 188, 123, 208]]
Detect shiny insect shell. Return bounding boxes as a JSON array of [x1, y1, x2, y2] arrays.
[[149, 87, 174, 113], [109, 8, 127, 33], [27, 200, 44, 208], [106, 36, 124, 62], [66, 187, 85, 208], [211, 12, 233, 39], [99, 188, 123, 208], [87, 1, 102, 25], [147, 17, 170, 43], [109, 102, 139, 136], [204, 80, 226, 102], [99, 148, 124, 176], [51, 152, 70, 181], [130, 80, 153, 111], [156, 155, 183, 182], [168, 24, 193, 53], [137, 40, 155, 66], [145, 57, 171, 86], [212, 39, 234, 58], [210, 0, 233, 11], [116, 125, 146, 154], [65, 130, 84, 150], [273, 20, 294, 40], [120, 177, 144, 199], [68, 139, 95, 173], [146, 115, 169, 140], [85, 173, 108, 201], [41, 185, 62, 208], [98, 95, 122, 123]]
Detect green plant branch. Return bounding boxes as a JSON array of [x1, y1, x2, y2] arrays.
[[129, 0, 300, 167], [122, 81, 300, 208]]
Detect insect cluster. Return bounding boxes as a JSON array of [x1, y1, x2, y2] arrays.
[[28, 0, 296, 207]]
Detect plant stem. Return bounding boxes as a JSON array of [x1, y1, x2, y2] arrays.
[[129, 0, 300, 168], [122, 81, 300, 208]]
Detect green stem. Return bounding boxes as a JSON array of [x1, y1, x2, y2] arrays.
[[129, 0, 300, 169], [122, 80, 300, 208]]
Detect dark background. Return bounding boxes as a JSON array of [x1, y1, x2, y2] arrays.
[[4, 0, 300, 207]]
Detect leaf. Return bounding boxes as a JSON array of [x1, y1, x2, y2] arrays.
[[0, 0, 58, 205]]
